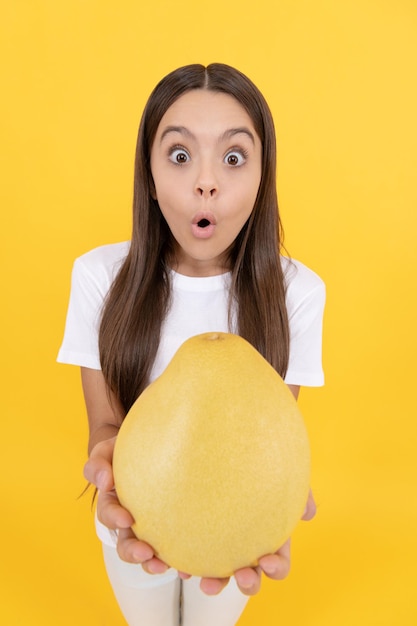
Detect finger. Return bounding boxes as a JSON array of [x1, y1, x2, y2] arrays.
[[83, 437, 117, 491], [96, 489, 134, 529], [142, 557, 170, 575], [199, 577, 230, 595], [234, 566, 262, 595], [302, 489, 317, 521], [117, 527, 155, 564], [258, 538, 291, 580], [178, 571, 192, 580]]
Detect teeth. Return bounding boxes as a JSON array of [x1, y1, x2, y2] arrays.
[[198, 219, 210, 228]]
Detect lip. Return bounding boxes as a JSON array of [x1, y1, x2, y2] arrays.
[[191, 211, 217, 239]]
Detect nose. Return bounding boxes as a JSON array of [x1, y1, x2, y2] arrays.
[[195, 164, 218, 198], [196, 185, 217, 198]]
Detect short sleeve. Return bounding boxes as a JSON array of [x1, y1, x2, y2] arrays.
[[283, 258, 326, 387], [57, 243, 128, 369]]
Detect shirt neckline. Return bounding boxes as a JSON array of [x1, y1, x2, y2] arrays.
[[170, 269, 231, 292]]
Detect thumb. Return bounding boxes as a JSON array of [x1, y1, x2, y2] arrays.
[[84, 437, 117, 491]]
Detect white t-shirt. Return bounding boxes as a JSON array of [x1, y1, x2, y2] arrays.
[[57, 241, 325, 546], [58, 241, 325, 386]]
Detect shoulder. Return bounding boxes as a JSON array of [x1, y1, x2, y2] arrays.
[[280, 256, 326, 310], [281, 256, 325, 294], [73, 241, 130, 284], [75, 241, 130, 270]]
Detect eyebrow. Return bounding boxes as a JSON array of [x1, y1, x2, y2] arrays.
[[159, 125, 256, 145]]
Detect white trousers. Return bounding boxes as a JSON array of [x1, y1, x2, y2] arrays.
[[103, 544, 249, 626]]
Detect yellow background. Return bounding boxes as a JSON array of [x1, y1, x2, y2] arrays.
[[1, 1, 416, 624]]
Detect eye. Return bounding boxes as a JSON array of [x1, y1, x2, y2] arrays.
[[169, 146, 190, 165], [224, 149, 248, 167]]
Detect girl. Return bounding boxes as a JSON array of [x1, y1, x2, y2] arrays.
[[58, 63, 325, 626]]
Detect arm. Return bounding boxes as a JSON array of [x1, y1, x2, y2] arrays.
[[287, 384, 300, 400], [81, 367, 169, 572], [81, 367, 124, 454]]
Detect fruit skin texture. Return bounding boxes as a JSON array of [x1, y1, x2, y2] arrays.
[[113, 332, 310, 578]]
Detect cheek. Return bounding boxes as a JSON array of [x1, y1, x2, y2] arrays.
[[154, 171, 188, 206], [152, 176, 171, 207], [238, 180, 260, 216]]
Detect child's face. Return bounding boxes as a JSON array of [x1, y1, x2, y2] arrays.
[[150, 89, 262, 276]]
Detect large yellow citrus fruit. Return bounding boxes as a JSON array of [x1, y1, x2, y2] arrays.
[[113, 332, 310, 577]]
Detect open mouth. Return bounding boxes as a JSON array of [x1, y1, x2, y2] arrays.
[[192, 212, 217, 239]]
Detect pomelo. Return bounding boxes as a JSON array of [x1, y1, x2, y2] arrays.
[[113, 332, 310, 577]]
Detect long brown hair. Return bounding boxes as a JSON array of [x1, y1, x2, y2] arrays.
[[99, 63, 289, 413]]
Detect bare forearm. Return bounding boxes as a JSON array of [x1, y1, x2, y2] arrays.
[[81, 367, 125, 455], [88, 422, 120, 455]]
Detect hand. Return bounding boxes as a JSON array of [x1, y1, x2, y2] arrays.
[[183, 489, 317, 596], [83, 437, 169, 574]]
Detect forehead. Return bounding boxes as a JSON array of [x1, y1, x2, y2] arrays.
[[155, 89, 258, 140]]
